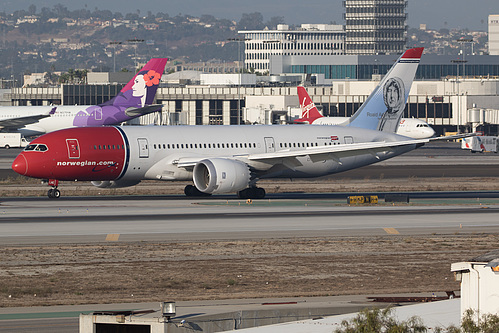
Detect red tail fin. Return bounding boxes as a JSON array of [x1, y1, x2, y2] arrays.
[[295, 87, 323, 123]]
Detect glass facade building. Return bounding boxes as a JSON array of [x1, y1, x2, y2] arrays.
[[288, 54, 499, 80]]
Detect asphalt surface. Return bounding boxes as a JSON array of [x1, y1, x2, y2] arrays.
[[0, 141, 498, 332]]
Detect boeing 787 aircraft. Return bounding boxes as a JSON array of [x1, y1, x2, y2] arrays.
[[0, 58, 168, 137], [295, 86, 435, 139], [13, 48, 455, 199]]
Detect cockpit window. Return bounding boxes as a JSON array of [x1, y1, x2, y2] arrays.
[[24, 144, 48, 152]]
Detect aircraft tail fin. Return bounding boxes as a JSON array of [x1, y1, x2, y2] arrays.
[[102, 58, 168, 109], [120, 58, 168, 105], [294, 86, 323, 124], [347, 48, 424, 133], [72, 58, 168, 127]]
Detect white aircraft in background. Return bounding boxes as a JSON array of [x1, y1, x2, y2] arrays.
[[294, 86, 435, 139], [13, 47, 461, 199], [0, 58, 168, 137]]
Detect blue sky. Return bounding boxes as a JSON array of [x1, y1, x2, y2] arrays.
[[3, 0, 499, 30]]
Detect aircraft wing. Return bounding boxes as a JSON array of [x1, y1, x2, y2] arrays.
[[175, 139, 427, 170], [247, 139, 426, 163], [0, 107, 56, 131], [176, 134, 474, 170], [428, 133, 476, 141]]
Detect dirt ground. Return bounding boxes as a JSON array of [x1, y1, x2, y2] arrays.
[[0, 235, 496, 308], [0, 176, 498, 308]]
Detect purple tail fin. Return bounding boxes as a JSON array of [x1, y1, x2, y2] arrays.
[[72, 58, 168, 127]]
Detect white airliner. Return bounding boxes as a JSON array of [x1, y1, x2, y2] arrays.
[[13, 47, 458, 199], [295, 86, 435, 139], [0, 58, 168, 137]]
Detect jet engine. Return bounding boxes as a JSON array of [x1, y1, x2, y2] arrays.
[[193, 158, 251, 194], [91, 180, 141, 188]]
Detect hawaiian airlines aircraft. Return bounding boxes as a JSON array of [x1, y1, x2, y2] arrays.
[[295, 86, 435, 139], [14, 48, 448, 199], [0, 58, 168, 137]]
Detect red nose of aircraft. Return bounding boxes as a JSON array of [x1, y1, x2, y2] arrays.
[[12, 153, 28, 176]]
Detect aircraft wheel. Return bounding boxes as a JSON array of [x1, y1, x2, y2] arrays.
[[238, 187, 265, 199], [184, 185, 211, 197], [48, 188, 61, 199], [255, 188, 266, 199]]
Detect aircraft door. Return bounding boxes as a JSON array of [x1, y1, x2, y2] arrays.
[[264, 137, 275, 153], [344, 136, 354, 144], [137, 138, 149, 158], [66, 139, 80, 159], [94, 106, 102, 121]]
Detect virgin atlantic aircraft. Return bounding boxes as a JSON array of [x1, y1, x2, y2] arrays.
[[13, 48, 449, 199], [294, 86, 435, 139], [0, 58, 168, 136]]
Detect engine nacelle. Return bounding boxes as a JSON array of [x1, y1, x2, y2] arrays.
[[91, 179, 141, 188], [193, 158, 250, 194]]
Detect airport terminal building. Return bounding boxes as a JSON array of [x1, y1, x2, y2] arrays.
[[4, 68, 499, 136]]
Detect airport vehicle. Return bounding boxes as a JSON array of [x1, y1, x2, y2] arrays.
[[14, 47, 451, 199], [0, 133, 29, 149], [0, 58, 168, 137], [461, 135, 499, 153], [295, 86, 435, 139]]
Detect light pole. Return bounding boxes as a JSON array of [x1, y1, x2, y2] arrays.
[[456, 37, 473, 78], [227, 38, 250, 125], [451, 59, 468, 133], [109, 41, 122, 72], [127, 38, 145, 72]]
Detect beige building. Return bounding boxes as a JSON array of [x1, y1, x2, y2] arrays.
[[489, 15, 499, 55]]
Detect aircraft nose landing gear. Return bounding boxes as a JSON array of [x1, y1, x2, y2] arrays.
[[47, 179, 61, 199]]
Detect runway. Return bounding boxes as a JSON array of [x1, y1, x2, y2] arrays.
[[1, 196, 499, 244]]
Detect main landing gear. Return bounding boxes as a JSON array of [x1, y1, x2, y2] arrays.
[[183, 185, 266, 199], [184, 185, 211, 197], [47, 179, 61, 199], [237, 187, 266, 199]]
